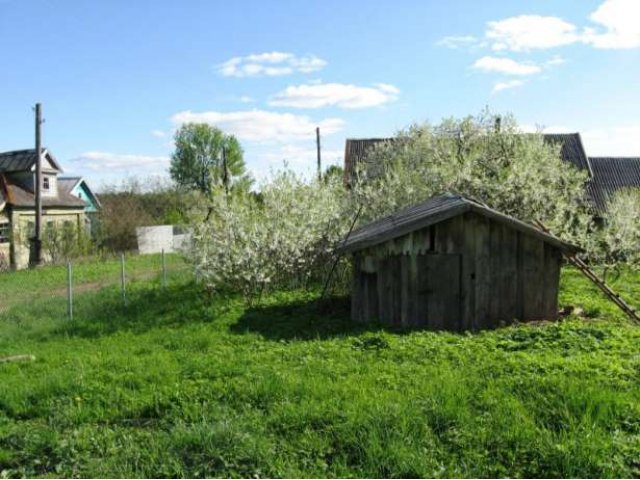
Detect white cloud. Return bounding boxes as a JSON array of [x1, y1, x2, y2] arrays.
[[546, 55, 566, 66], [171, 109, 344, 142], [473, 56, 541, 75], [486, 15, 580, 51], [238, 95, 254, 103], [436, 35, 479, 49], [151, 130, 166, 138], [492, 79, 525, 93], [582, 125, 640, 156], [269, 82, 399, 109], [217, 51, 327, 77], [584, 0, 640, 48], [518, 123, 574, 134], [70, 152, 170, 172]]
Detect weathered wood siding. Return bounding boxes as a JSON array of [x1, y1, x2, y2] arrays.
[[351, 211, 562, 330]]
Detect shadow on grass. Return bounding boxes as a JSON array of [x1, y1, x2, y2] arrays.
[[230, 295, 401, 341], [52, 282, 226, 339], [48, 283, 404, 342]]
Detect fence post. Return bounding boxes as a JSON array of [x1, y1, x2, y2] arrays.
[[162, 248, 167, 290], [67, 261, 73, 321], [120, 252, 126, 306]]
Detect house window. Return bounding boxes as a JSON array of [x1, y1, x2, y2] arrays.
[[0, 222, 9, 243], [42, 177, 50, 191]]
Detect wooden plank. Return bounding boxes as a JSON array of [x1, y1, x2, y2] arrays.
[[488, 222, 518, 325], [400, 254, 412, 327], [542, 244, 560, 319], [461, 213, 477, 331], [426, 254, 461, 330], [501, 225, 519, 323], [516, 232, 524, 321], [415, 254, 430, 326], [377, 257, 390, 324], [351, 256, 361, 323], [474, 215, 491, 329], [521, 235, 545, 320]]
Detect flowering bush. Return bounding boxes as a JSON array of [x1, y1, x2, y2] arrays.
[[593, 188, 640, 270], [187, 170, 350, 303], [352, 112, 594, 248]]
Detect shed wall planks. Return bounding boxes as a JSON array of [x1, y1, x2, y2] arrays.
[[350, 212, 562, 330]]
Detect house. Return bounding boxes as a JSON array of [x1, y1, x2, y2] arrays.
[[58, 176, 102, 234], [339, 193, 579, 330], [0, 148, 100, 270]]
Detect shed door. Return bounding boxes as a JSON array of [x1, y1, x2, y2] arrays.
[[416, 254, 461, 329]]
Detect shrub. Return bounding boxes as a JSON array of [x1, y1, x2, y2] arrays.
[[187, 171, 350, 303]]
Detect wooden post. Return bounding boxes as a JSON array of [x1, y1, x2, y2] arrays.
[[120, 252, 126, 305], [31, 103, 43, 267], [316, 127, 321, 181], [161, 248, 167, 289], [67, 261, 73, 321]]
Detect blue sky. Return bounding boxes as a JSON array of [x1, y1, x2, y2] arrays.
[[1, 0, 639, 190]]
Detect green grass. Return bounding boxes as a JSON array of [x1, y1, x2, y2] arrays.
[[0, 253, 190, 312], [1, 262, 640, 477]]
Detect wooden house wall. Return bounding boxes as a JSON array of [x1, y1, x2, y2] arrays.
[[351, 212, 561, 330]]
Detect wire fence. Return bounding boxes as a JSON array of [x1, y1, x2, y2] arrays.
[[0, 251, 193, 323]]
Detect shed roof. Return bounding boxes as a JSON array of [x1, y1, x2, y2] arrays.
[[0, 149, 62, 173], [339, 193, 579, 254], [343, 133, 592, 183], [587, 157, 640, 213]]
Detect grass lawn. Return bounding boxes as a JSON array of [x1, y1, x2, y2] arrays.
[[1, 259, 640, 477]]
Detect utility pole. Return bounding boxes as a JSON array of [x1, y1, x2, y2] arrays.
[[316, 126, 321, 181], [30, 103, 43, 267]]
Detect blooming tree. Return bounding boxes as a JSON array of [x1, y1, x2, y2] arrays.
[[351, 112, 594, 248], [187, 170, 349, 303]]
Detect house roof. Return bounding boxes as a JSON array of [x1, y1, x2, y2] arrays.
[[339, 193, 579, 254], [0, 174, 85, 209], [0, 149, 62, 173], [343, 133, 592, 183], [542, 133, 591, 174], [587, 157, 640, 213], [59, 176, 102, 209]]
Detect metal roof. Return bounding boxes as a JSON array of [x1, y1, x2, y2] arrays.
[[339, 193, 579, 254], [0, 174, 85, 209], [542, 133, 592, 174], [587, 157, 640, 213], [0, 149, 62, 173], [343, 133, 592, 183]]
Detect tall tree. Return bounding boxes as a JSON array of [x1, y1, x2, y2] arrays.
[[170, 123, 250, 193]]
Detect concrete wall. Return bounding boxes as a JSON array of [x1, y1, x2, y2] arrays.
[[136, 225, 191, 254]]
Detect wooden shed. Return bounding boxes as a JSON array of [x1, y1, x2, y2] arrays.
[[340, 194, 579, 331]]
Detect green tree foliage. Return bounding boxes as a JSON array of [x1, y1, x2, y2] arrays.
[[170, 123, 251, 194], [97, 178, 199, 252]]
